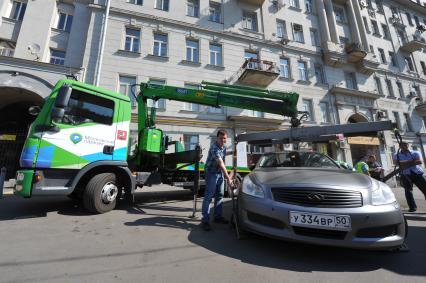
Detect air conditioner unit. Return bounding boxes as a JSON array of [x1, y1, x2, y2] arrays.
[[409, 91, 417, 97], [359, 0, 368, 8], [280, 36, 290, 45], [377, 110, 388, 119]]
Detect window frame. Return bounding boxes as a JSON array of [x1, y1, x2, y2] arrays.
[[292, 23, 305, 43], [378, 48, 386, 64], [314, 63, 326, 84], [57, 12, 73, 32], [153, 33, 168, 57], [242, 11, 258, 32], [302, 98, 314, 121], [124, 27, 141, 53], [276, 20, 287, 39], [209, 1, 221, 23], [50, 49, 66, 65], [319, 101, 330, 123], [119, 75, 137, 108], [386, 79, 395, 97], [128, 0, 143, 5], [279, 57, 291, 79], [186, 0, 200, 18], [155, 0, 169, 11], [185, 38, 199, 63], [209, 43, 223, 66], [297, 61, 308, 82]]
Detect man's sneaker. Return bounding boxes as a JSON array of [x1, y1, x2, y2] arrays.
[[408, 208, 417, 213], [214, 217, 229, 224], [201, 222, 211, 231]]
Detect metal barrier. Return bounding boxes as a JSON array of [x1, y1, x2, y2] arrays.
[[0, 167, 6, 199]]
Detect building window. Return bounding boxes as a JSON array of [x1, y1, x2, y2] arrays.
[[378, 48, 386, 63], [208, 106, 223, 114], [339, 36, 349, 45], [314, 64, 325, 84], [245, 51, 259, 69], [386, 79, 395, 97], [124, 28, 140, 52], [405, 57, 414, 71], [153, 33, 167, 57], [302, 99, 314, 121], [155, 0, 169, 11], [298, 61, 308, 81], [290, 0, 300, 9], [57, 12, 73, 32], [0, 40, 15, 57], [319, 102, 330, 123], [305, 0, 313, 13], [376, 0, 384, 13], [404, 113, 413, 132], [184, 134, 199, 151], [310, 28, 319, 46], [209, 43, 222, 66], [128, 0, 143, 5], [242, 11, 258, 31], [414, 85, 422, 97], [397, 29, 407, 45], [186, 39, 199, 62], [10, 1, 26, 21], [292, 23, 304, 43], [184, 83, 200, 112], [363, 17, 370, 33], [381, 24, 390, 39], [147, 79, 166, 109], [406, 12, 414, 26], [389, 51, 397, 67], [209, 1, 221, 22], [279, 57, 290, 78], [393, 112, 402, 130], [371, 20, 380, 36], [334, 7, 345, 23], [187, 0, 199, 17], [276, 20, 287, 38], [396, 81, 404, 98], [374, 77, 383, 95], [421, 61, 426, 75], [344, 72, 357, 89], [119, 75, 137, 107], [50, 49, 65, 65]]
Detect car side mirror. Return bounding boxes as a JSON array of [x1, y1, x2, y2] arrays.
[[248, 164, 256, 171], [51, 107, 65, 121], [55, 84, 72, 108], [28, 106, 41, 116]]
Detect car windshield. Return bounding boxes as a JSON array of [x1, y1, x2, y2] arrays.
[[257, 152, 339, 169]]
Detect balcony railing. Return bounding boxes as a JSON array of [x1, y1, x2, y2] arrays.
[[0, 47, 14, 57], [237, 58, 280, 87], [238, 0, 265, 5], [400, 33, 426, 52]]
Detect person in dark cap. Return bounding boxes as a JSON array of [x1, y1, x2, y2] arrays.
[[393, 142, 426, 212]]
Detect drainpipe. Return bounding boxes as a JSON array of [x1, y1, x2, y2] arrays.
[[95, 0, 111, 87]]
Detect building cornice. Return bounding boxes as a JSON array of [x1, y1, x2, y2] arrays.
[[0, 56, 82, 75], [392, 0, 426, 14]]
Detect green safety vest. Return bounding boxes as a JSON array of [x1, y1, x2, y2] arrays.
[[356, 161, 369, 174]]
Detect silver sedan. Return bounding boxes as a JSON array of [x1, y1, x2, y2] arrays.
[[237, 151, 406, 250]]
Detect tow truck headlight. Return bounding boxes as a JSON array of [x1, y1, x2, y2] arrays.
[[242, 176, 264, 198], [371, 179, 397, 206]]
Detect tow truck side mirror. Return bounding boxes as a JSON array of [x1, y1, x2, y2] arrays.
[[55, 84, 72, 108], [51, 107, 65, 120]]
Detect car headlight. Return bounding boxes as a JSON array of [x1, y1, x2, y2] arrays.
[[371, 179, 397, 206], [242, 176, 264, 198]]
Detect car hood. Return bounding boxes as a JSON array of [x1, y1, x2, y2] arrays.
[[251, 167, 372, 189]]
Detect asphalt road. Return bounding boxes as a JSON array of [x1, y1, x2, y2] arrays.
[[0, 186, 425, 283]]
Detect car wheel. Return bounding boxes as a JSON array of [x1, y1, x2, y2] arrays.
[[83, 173, 118, 214]]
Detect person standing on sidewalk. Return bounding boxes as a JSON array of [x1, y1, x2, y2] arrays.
[[367, 155, 384, 181], [393, 142, 426, 212], [201, 129, 233, 231]]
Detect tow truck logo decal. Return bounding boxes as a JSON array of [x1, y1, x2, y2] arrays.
[[70, 133, 83, 144]]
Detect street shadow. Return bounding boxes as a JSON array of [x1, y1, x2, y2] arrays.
[[124, 200, 426, 276]]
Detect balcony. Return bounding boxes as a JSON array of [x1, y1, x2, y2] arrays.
[[400, 34, 426, 53], [356, 53, 380, 75], [238, 0, 265, 5], [330, 85, 380, 100], [322, 42, 346, 67], [345, 43, 367, 63], [237, 58, 279, 88], [415, 102, 426, 113], [0, 47, 14, 57]]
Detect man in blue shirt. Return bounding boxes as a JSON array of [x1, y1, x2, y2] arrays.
[[201, 129, 233, 231], [393, 142, 426, 212]]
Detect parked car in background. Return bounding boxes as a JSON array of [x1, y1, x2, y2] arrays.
[[237, 151, 406, 250]]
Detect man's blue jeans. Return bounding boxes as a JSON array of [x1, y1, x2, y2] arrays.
[[202, 171, 224, 223]]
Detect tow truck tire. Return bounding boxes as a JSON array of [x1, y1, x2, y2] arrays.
[[83, 173, 118, 214]]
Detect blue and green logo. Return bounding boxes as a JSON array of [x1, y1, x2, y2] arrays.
[[70, 133, 83, 144]]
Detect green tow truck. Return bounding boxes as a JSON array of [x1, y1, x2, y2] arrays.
[[14, 80, 299, 213]]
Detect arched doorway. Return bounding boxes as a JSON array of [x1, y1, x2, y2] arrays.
[[346, 113, 380, 166], [0, 87, 44, 179]]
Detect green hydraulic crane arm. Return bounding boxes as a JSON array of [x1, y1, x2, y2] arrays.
[[137, 81, 299, 129]]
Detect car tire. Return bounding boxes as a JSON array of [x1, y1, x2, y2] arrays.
[[83, 173, 119, 214]]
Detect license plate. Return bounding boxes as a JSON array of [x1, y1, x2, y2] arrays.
[[290, 211, 351, 231]]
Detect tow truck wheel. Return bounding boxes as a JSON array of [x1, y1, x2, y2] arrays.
[[83, 173, 118, 214]]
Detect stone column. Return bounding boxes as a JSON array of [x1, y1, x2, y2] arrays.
[[315, 0, 331, 44], [351, 0, 369, 51], [346, 0, 362, 45], [324, 0, 339, 43]]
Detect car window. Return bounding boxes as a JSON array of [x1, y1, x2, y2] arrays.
[[258, 152, 339, 168]]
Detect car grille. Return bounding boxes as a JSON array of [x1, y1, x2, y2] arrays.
[[356, 225, 398, 238], [292, 226, 347, 240], [271, 188, 363, 208]]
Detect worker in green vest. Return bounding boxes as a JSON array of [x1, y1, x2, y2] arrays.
[[355, 157, 370, 175]]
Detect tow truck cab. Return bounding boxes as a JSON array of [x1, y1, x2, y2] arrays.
[[15, 79, 133, 198]]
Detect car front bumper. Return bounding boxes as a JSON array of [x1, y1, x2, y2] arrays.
[[238, 193, 406, 250]]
